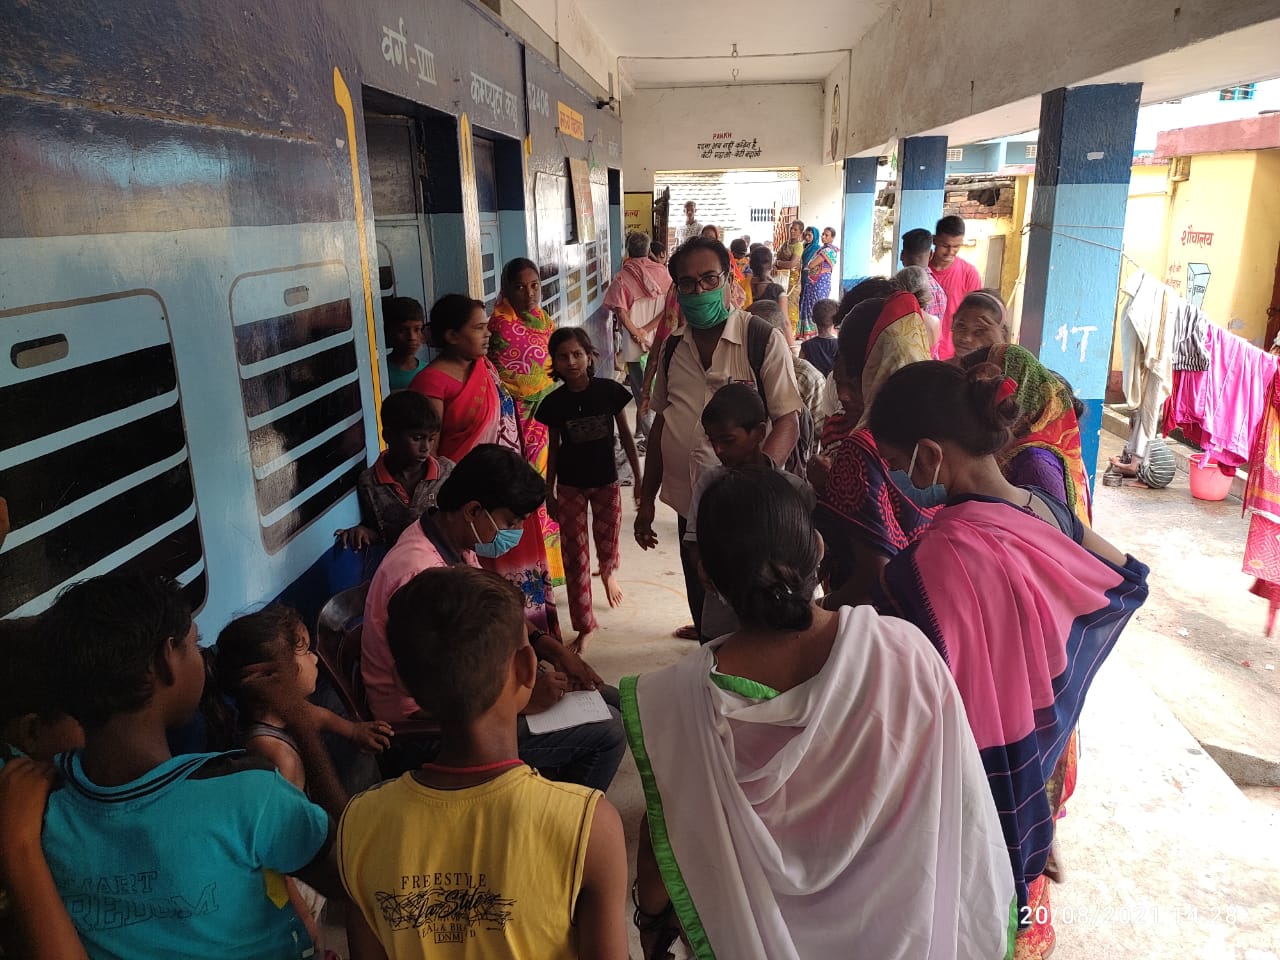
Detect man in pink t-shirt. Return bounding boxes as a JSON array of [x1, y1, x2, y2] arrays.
[[929, 215, 983, 360]]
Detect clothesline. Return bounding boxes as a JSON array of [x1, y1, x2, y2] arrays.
[[1021, 221, 1144, 271]]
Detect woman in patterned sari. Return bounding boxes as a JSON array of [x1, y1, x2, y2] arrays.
[[799, 227, 838, 340], [813, 291, 941, 608], [773, 220, 806, 341], [488, 258, 564, 588], [411, 292, 560, 636]]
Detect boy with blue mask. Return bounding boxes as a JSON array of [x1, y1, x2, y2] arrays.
[[362, 444, 627, 791]]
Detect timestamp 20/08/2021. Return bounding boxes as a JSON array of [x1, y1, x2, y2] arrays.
[[1021, 902, 1247, 928]]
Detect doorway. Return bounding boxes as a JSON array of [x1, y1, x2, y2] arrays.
[[472, 135, 502, 312], [363, 108, 434, 374]]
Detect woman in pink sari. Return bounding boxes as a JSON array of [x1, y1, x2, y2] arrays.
[[488, 258, 563, 584], [410, 293, 559, 636], [868, 360, 1149, 960]]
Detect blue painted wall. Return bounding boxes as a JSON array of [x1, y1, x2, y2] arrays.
[[1022, 83, 1142, 490], [894, 136, 949, 253], [841, 157, 879, 289], [945, 142, 1003, 175]]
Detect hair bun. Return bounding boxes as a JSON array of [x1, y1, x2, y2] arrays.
[[965, 364, 1020, 431]]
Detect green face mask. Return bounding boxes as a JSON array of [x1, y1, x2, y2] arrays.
[[678, 287, 730, 330]]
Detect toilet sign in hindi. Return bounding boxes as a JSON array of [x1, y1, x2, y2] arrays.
[[557, 101, 585, 141]]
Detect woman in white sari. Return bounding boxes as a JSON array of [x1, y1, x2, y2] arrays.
[[621, 468, 1015, 960]]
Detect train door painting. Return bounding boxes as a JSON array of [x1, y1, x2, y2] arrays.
[[366, 113, 434, 371]]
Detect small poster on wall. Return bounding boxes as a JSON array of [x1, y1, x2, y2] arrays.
[[568, 157, 595, 243], [624, 192, 653, 237]]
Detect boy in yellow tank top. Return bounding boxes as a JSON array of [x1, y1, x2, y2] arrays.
[[338, 565, 628, 959]]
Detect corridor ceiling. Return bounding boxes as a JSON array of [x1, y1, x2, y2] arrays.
[[573, 0, 894, 87]]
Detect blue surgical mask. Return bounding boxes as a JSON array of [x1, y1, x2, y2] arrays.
[[471, 509, 524, 558]]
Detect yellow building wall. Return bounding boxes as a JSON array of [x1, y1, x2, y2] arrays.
[[1122, 165, 1172, 278], [1000, 175, 1030, 303], [1164, 152, 1259, 342], [1109, 164, 1173, 374], [1238, 150, 1280, 346]]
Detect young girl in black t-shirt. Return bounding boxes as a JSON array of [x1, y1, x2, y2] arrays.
[[536, 329, 641, 652]]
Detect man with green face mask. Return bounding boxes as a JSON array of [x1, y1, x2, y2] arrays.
[[634, 237, 803, 642]]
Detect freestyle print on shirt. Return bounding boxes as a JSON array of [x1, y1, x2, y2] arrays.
[[377, 870, 515, 942]]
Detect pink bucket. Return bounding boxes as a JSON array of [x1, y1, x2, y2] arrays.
[[1188, 453, 1232, 502]]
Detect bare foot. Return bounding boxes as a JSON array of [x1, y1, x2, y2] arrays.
[[569, 630, 595, 654], [603, 572, 624, 608], [1107, 456, 1139, 478]]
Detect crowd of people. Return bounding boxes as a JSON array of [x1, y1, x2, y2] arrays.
[[0, 215, 1149, 960]]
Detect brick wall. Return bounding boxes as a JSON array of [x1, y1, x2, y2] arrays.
[[943, 184, 1015, 220]]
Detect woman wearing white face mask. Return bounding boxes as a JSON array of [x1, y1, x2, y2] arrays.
[[868, 360, 1150, 960]]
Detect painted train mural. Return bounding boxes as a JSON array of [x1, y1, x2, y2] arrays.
[[0, 0, 623, 632]]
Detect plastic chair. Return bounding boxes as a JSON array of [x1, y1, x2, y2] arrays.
[[314, 583, 441, 774]]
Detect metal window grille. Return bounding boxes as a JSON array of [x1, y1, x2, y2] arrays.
[[0, 291, 207, 616], [230, 261, 365, 554]]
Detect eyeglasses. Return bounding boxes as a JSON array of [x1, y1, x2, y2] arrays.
[[675, 271, 728, 296]]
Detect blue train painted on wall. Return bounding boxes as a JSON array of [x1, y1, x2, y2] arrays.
[[0, 0, 624, 633]]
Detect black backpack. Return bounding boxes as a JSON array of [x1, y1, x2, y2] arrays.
[[662, 315, 814, 476]]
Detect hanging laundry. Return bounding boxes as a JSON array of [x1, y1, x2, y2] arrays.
[[1117, 269, 1175, 464], [1243, 369, 1280, 635], [1164, 324, 1277, 469], [1171, 301, 1211, 372]]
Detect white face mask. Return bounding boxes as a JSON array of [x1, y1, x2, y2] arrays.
[[907, 441, 941, 490]]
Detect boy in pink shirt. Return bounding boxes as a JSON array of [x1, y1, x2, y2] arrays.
[[929, 215, 983, 359]]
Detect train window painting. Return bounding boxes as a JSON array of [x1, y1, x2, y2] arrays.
[[0, 291, 207, 618], [229, 261, 365, 554]]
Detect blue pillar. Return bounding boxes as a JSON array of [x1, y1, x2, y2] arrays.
[[840, 157, 878, 292], [1022, 83, 1141, 493], [892, 136, 948, 256]]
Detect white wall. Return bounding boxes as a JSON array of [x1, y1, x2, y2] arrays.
[[1134, 77, 1280, 150], [624, 83, 843, 270], [507, 0, 616, 92], [842, 0, 1280, 154]]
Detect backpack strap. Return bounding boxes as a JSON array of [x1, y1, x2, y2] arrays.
[[744, 314, 775, 413], [661, 333, 682, 385], [666, 315, 775, 414]]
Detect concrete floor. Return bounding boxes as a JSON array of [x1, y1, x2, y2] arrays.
[[574, 446, 1280, 959]]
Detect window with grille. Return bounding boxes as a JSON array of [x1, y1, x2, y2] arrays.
[[0, 291, 207, 617], [1219, 84, 1256, 101], [230, 261, 364, 555], [749, 207, 774, 223], [946, 147, 964, 162], [1025, 144, 1037, 159]]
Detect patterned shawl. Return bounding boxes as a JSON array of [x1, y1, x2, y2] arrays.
[[857, 291, 933, 427], [987, 344, 1091, 525], [488, 297, 556, 409]]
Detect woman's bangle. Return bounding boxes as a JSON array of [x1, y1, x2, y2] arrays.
[[631, 881, 675, 931]]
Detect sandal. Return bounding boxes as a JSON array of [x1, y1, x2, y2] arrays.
[[673, 625, 700, 641]]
